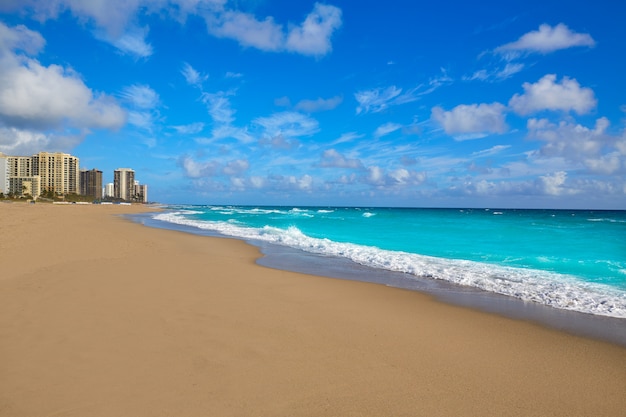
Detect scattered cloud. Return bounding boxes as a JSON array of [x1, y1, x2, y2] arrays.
[[285, 3, 343, 56], [104, 26, 153, 58], [179, 155, 220, 178], [431, 103, 508, 138], [254, 111, 319, 139], [223, 159, 249, 176], [0, 22, 125, 136], [0, 22, 45, 54], [274, 96, 291, 107], [464, 62, 525, 82], [5, 0, 341, 58], [120, 84, 159, 109], [205, 10, 284, 51], [295, 95, 342, 112], [172, 122, 205, 135], [527, 117, 623, 175], [330, 132, 363, 146], [204, 2, 342, 56], [181, 62, 208, 87], [318, 149, 363, 169], [355, 85, 418, 114], [509, 74, 596, 115], [537, 171, 576, 196], [495, 23, 595, 56], [373, 122, 402, 138], [202, 91, 236, 124], [471, 145, 511, 157], [363, 165, 427, 187], [120, 84, 160, 131]]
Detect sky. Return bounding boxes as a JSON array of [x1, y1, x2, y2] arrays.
[[0, 0, 625, 208]]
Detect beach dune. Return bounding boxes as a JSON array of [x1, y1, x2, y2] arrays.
[[1, 203, 625, 416]]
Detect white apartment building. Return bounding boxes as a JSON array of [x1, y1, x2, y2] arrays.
[[104, 183, 114, 198]]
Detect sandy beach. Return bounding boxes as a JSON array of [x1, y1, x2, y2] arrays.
[[1, 203, 625, 417]]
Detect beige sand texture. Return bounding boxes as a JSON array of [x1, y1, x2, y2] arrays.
[[1, 203, 625, 417]]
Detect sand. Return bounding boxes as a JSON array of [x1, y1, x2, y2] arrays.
[[1, 202, 625, 417]]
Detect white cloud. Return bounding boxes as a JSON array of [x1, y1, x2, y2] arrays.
[[537, 171, 577, 196], [330, 132, 363, 146], [295, 95, 342, 112], [105, 26, 153, 58], [179, 155, 220, 178], [206, 3, 342, 56], [285, 3, 342, 56], [431, 103, 507, 138], [496, 23, 595, 55], [223, 159, 249, 176], [373, 122, 402, 138], [172, 122, 204, 134], [205, 10, 284, 51], [527, 117, 623, 175], [319, 149, 362, 169], [202, 91, 235, 124], [181, 62, 208, 87], [0, 23, 125, 131], [509, 74, 596, 115], [119, 84, 160, 130], [464, 62, 525, 82], [0, 125, 90, 156], [471, 145, 511, 157], [120, 84, 159, 109], [254, 111, 319, 138], [355, 85, 418, 114], [6, 1, 339, 58], [0, 23, 45, 54], [362, 165, 426, 187]]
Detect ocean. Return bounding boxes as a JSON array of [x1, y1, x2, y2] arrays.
[[141, 206, 626, 322]]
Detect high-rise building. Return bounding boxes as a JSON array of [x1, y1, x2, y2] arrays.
[[134, 181, 148, 203], [80, 168, 103, 199], [104, 183, 114, 198], [32, 152, 79, 195], [2, 153, 40, 197], [114, 168, 135, 201]]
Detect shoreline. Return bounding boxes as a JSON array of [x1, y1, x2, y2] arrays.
[[134, 210, 626, 347], [1, 203, 625, 416]]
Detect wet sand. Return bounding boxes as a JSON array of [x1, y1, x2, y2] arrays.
[[1, 202, 625, 416]]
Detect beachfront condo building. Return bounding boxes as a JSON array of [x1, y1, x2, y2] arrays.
[[114, 168, 135, 202], [32, 152, 79, 195], [0, 152, 41, 197], [80, 168, 103, 199], [104, 183, 114, 198], [134, 181, 148, 203]]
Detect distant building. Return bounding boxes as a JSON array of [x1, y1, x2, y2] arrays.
[[80, 168, 103, 199], [104, 182, 114, 198], [114, 168, 135, 202], [1, 152, 42, 198], [134, 181, 148, 203], [32, 152, 79, 195], [8, 176, 40, 198]]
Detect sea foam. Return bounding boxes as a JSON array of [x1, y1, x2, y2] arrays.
[[153, 210, 626, 318]]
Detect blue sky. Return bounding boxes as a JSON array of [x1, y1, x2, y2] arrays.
[[0, 0, 624, 208]]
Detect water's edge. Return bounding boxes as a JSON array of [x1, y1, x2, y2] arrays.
[[129, 212, 626, 348]]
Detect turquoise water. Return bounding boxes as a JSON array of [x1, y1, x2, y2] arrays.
[[152, 206, 626, 318]]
